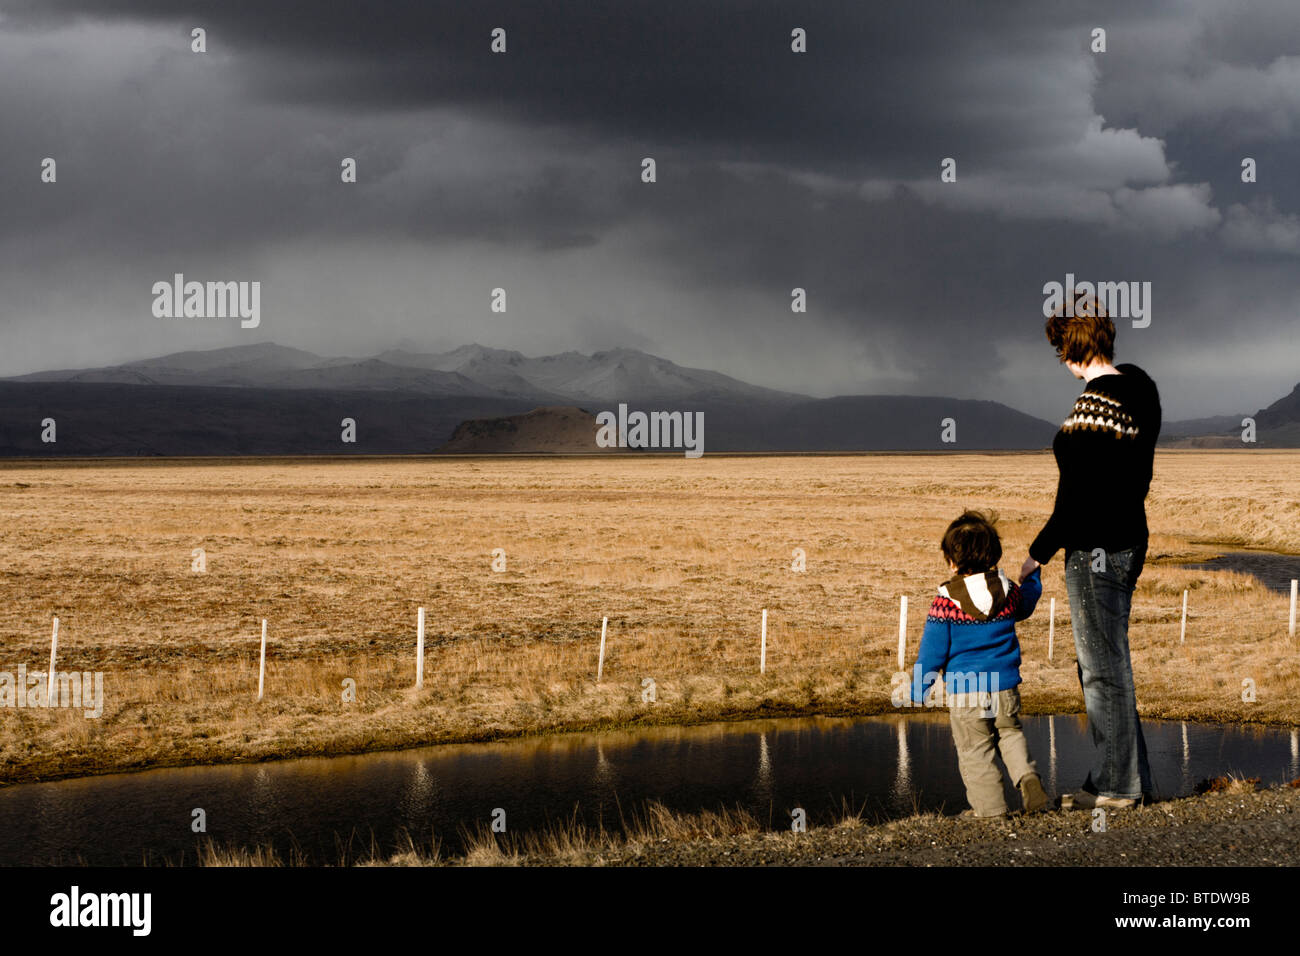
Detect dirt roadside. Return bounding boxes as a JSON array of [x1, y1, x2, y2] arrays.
[[489, 784, 1300, 866]]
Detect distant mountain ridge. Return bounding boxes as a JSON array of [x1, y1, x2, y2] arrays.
[[1162, 382, 1300, 447], [3, 342, 1296, 454], [8, 342, 805, 406]]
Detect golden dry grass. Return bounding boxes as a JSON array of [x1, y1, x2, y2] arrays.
[[205, 799, 762, 867], [1, 450, 1297, 785]]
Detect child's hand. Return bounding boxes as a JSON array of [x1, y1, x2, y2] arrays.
[[1019, 556, 1040, 583]]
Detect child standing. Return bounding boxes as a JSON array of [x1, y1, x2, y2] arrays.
[[908, 510, 1048, 818]]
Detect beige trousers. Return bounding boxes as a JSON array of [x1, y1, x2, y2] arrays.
[[948, 686, 1039, 816]]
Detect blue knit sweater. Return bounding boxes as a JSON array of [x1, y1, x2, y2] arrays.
[[908, 567, 1041, 703]]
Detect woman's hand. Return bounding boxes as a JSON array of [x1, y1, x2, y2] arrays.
[[1019, 556, 1040, 583]]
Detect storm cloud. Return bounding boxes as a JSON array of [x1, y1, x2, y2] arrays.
[[1, 0, 1297, 417]]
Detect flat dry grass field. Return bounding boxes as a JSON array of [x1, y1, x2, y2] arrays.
[[1, 450, 1297, 784]]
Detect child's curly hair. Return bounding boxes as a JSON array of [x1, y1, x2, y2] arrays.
[[941, 510, 1002, 575]]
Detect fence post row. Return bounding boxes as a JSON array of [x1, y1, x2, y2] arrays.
[[219, 578, 1300, 699]]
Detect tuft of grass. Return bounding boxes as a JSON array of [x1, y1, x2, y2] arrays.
[[1195, 774, 1262, 795], [458, 827, 522, 867], [441, 801, 763, 866], [624, 800, 761, 843], [197, 841, 289, 867]]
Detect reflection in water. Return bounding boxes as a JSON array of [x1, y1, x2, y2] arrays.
[[1047, 716, 1057, 794], [1181, 722, 1191, 792], [1, 714, 1295, 866], [589, 742, 618, 829], [249, 765, 281, 827], [399, 760, 437, 824], [753, 733, 773, 803], [891, 720, 912, 810], [594, 742, 614, 785]]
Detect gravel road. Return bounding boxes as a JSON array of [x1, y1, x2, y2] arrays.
[[525, 784, 1300, 866]]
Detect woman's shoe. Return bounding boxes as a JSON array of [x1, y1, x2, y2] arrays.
[[1060, 790, 1136, 810]]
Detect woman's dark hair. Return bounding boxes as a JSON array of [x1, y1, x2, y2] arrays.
[[1045, 290, 1115, 365], [941, 510, 1002, 575]]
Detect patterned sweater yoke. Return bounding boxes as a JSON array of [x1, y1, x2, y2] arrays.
[[1062, 389, 1140, 438]]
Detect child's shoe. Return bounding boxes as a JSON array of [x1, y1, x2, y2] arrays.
[[1018, 773, 1049, 813], [959, 808, 1007, 820]]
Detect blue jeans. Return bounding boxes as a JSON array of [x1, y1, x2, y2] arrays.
[[1063, 544, 1152, 800]]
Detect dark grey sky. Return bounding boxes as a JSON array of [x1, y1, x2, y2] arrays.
[[1, 0, 1297, 417]]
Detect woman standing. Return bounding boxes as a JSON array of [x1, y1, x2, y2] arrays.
[[1019, 292, 1161, 809]]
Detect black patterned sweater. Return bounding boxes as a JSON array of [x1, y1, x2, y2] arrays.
[[1029, 363, 1162, 565]]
